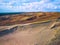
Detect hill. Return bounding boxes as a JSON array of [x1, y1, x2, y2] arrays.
[[0, 12, 60, 26]]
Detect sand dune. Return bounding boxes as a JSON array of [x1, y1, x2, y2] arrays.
[[0, 12, 60, 45], [0, 12, 60, 26], [0, 19, 60, 45]]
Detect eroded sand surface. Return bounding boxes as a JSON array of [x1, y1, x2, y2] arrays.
[[0, 21, 58, 45]]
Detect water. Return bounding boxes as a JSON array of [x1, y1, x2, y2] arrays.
[[0, 12, 24, 16]]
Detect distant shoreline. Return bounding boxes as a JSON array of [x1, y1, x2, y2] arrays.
[[0, 12, 59, 16], [0, 12, 24, 16]]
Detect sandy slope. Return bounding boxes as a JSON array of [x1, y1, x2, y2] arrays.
[[0, 21, 57, 45]]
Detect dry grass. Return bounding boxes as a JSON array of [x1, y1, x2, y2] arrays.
[[0, 12, 60, 26], [47, 27, 60, 45]]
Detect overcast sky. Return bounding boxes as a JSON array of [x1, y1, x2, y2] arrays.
[[0, 0, 60, 13]]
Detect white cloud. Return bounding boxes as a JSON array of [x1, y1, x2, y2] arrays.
[[0, 0, 60, 12]]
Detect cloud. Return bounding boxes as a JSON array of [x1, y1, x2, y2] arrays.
[[0, 0, 60, 12]]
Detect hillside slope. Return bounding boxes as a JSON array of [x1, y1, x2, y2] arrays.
[[0, 12, 60, 45], [0, 12, 60, 26], [0, 20, 60, 45]]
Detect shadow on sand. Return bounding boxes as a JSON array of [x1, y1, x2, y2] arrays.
[[0, 26, 18, 37]]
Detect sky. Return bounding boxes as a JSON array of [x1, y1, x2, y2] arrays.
[[0, 0, 60, 13]]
